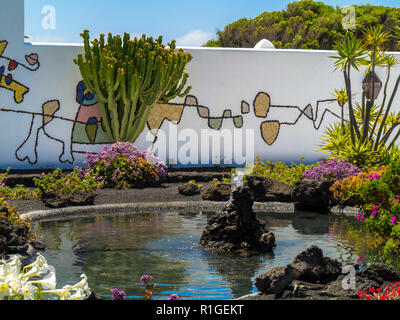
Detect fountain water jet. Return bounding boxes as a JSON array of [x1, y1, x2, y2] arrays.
[[199, 169, 276, 256]]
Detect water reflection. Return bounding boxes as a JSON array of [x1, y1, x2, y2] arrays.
[[202, 250, 274, 298], [34, 211, 374, 300]]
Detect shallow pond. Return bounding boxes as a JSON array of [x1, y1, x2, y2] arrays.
[[32, 211, 387, 300]]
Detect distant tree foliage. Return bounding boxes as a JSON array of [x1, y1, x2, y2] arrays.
[[203, 0, 400, 50]]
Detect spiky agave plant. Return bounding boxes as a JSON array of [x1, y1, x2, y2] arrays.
[[319, 103, 391, 168], [74, 31, 193, 143]]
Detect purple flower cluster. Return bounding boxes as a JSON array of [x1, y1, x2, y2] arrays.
[[111, 288, 126, 300], [140, 274, 153, 283], [302, 157, 361, 183], [368, 173, 381, 180]]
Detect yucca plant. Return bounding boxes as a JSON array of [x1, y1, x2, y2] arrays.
[[360, 25, 391, 144], [330, 88, 354, 134], [74, 31, 193, 143], [326, 25, 400, 167], [330, 31, 366, 144]]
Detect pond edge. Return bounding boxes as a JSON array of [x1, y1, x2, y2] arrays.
[[20, 201, 360, 222]]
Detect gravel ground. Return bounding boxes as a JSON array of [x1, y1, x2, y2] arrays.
[[8, 182, 213, 214]]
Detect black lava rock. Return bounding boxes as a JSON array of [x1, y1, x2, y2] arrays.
[[246, 176, 293, 202], [202, 182, 231, 201], [292, 179, 333, 213], [200, 186, 276, 255], [178, 183, 201, 196], [0, 217, 31, 257], [40, 189, 97, 208], [252, 245, 400, 300]]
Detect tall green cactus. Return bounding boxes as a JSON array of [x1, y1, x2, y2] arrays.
[[74, 30, 193, 142]]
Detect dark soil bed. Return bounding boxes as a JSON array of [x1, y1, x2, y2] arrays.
[[8, 183, 213, 214]]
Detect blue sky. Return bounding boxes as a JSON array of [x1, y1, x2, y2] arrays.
[[25, 0, 400, 46]]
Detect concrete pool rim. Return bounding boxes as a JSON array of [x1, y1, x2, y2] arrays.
[[20, 201, 360, 222]]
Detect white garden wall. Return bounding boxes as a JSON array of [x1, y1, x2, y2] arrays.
[[1, 0, 400, 169]]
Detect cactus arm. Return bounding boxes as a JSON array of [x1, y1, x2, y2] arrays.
[[82, 30, 92, 61], [105, 60, 121, 141], [75, 30, 192, 143], [127, 104, 154, 142], [120, 74, 140, 140]]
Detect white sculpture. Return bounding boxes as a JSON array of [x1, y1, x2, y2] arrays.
[[254, 39, 276, 49]]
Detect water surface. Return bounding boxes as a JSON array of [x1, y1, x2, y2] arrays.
[[33, 211, 381, 300]]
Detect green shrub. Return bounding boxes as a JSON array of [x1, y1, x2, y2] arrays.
[[381, 157, 400, 196], [204, 1, 400, 50], [248, 157, 309, 185], [33, 168, 102, 196], [0, 198, 36, 242], [0, 168, 38, 200]]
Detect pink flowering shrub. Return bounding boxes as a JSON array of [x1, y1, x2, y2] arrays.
[[354, 157, 400, 257], [84, 142, 168, 189]]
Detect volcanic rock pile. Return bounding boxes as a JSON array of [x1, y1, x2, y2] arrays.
[[239, 245, 400, 300], [199, 186, 276, 255], [0, 210, 31, 258], [39, 186, 97, 208]]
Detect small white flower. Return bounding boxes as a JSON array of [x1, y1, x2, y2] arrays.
[[71, 274, 91, 299], [69, 289, 87, 300], [20, 282, 37, 300], [22, 265, 42, 279], [42, 285, 73, 300], [0, 281, 10, 300], [29, 270, 57, 290], [0, 256, 21, 279], [8, 277, 25, 296]]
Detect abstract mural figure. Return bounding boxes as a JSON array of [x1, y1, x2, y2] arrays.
[[0, 40, 39, 103], [249, 92, 339, 145], [147, 95, 245, 136], [12, 100, 75, 165], [72, 81, 112, 145], [147, 91, 340, 146]]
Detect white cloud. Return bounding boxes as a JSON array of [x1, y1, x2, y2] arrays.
[[175, 30, 214, 47]]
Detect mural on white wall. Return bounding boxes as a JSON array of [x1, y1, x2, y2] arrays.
[[2, 71, 343, 168], [0, 37, 346, 167]]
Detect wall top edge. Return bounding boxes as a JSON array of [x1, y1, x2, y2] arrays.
[[25, 42, 84, 47], [24, 42, 400, 56]]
